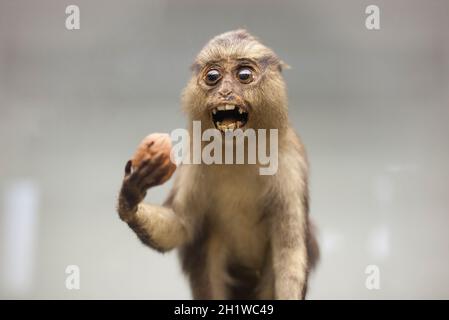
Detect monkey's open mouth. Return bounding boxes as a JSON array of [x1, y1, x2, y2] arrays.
[[211, 105, 249, 132]]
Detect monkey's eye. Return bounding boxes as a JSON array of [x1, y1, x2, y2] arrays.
[[237, 68, 254, 84], [205, 69, 221, 85]]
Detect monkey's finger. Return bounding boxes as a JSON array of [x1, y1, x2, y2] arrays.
[[150, 152, 165, 166], [124, 160, 132, 177], [134, 153, 165, 177], [127, 159, 151, 185], [136, 157, 170, 188], [141, 167, 169, 190], [131, 155, 165, 186], [134, 153, 164, 175], [136, 158, 167, 185]]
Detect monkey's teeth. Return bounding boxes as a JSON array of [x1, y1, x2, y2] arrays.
[[225, 104, 235, 110], [217, 106, 225, 111], [212, 109, 217, 115]]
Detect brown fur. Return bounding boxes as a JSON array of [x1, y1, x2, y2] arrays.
[[117, 29, 319, 300]]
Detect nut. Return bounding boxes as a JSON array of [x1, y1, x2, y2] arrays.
[[131, 133, 176, 185]]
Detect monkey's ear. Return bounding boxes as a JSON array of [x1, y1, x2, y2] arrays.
[[190, 62, 201, 74], [278, 60, 291, 72], [259, 55, 289, 73]]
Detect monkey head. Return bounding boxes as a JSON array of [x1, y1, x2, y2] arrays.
[[182, 29, 289, 133]]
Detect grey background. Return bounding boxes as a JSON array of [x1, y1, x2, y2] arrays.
[[1, 0, 448, 299]]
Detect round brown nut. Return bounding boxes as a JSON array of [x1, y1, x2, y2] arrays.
[[131, 133, 176, 185]]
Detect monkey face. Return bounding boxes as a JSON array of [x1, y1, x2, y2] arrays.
[[182, 30, 289, 132], [198, 59, 264, 133]]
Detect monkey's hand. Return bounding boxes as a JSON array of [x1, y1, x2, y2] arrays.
[[117, 154, 167, 223]]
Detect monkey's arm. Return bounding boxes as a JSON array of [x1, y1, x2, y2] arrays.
[[271, 140, 310, 299], [117, 158, 188, 253], [271, 198, 309, 299], [124, 203, 187, 253]]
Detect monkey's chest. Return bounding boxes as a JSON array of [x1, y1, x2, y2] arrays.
[[209, 172, 269, 268]]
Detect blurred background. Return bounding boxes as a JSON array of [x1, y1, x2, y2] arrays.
[[1, 0, 448, 299]]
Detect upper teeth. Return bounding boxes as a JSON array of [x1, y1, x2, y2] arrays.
[[212, 105, 245, 114]]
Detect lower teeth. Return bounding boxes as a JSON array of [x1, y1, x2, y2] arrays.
[[217, 122, 243, 131]]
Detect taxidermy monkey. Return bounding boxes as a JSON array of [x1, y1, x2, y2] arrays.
[[117, 29, 319, 299]]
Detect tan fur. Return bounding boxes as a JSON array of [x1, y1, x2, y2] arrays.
[[117, 29, 319, 300]]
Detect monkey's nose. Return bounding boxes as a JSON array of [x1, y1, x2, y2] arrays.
[[219, 89, 232, 97]]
